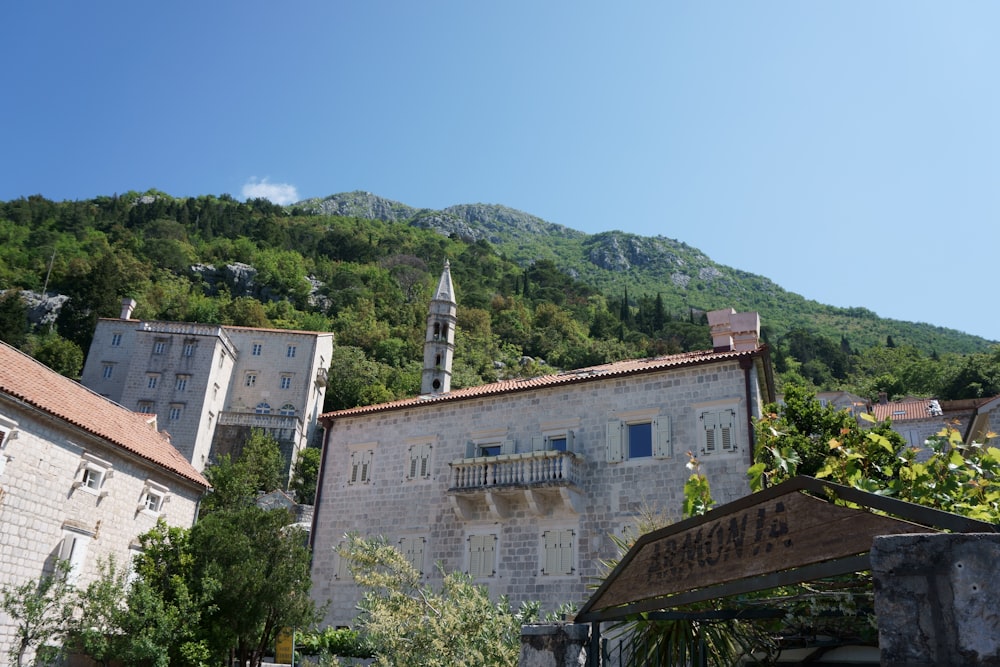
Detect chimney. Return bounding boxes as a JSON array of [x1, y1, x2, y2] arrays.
[[120, 298, 136, 320], [707, 308, 760, 352], [707, 308, 736, 352], [729, 311, 761, 352]]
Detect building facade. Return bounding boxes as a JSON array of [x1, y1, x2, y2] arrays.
[[80, 299, 333, 473], [0, 342, 209, 663], [308, 272, 775, 626]]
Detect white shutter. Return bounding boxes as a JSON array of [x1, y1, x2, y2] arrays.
[[543, 530, 560, 575], [606, 421, 624, 462], [501, 438, 516, 455], [558, 530, 575, 575], [565, 430, 574, 453], [408, 446, 419, 479], [420, 445, 431, 478], [469, 534, 496, 578], [531, 435, 545, 452], [349, 451, 360, 483], [466, 441, 476, 458], [653, 416, 672, 459]]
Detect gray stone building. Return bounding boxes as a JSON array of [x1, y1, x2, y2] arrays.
[[0, 341, 209, 663], [80, 299, 333, 473], [309, 264, 775, 625]]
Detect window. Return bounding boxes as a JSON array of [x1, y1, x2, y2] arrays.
[[541, 529, 575, 576], [147, 374, 159, 389], [531, 431, 575, 453], [175, 375, 189, 391], [279, 404, 296, 416], [280, 375, 293, 390], [255, 402, 271, 414], [700, 408, 738, 455], [138, 480, 169, 514], [468, 534, 497, 578], [182, 341, 196, 357], [286, 345, 297, 358], [75, 452, 113, 495], [606, 416, 671, 462], [138, 401, 154, 414], [59, 526, 93, 584], [407, 443, 433, 480], [168, 405, 183, 421], [334, 541, 353, 581], [153, 340, 166, 355], [398, 536, 426, 576], [102, 364, 114, 379], [349, 448, 374, 484], [0, 417, 17, 449], [245, 373, 257, 387], [252, 343, 263, 356], [465, 439, 515, 458], [111, 333, 122, 347]]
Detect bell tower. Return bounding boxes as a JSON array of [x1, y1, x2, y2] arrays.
[[421, 260, 457, 395]]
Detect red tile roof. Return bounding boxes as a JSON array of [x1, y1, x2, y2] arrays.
[[871, 399, 940, 422], [0, 342, 209, 488], [321, 346, 766, 421]]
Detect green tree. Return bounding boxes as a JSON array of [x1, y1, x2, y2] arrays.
[[0, 290, 29, 348], [1, 561, 75, 667], [23, 332, 84, 378], [339, 533, 538, 667], [289, 447, 322, 505], [190, 507, 318, 667], [201, 429, 284, 515]]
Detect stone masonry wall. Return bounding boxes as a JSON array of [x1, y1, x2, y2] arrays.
[[0, 403, 202, 662], [311, 359, 761, 627]]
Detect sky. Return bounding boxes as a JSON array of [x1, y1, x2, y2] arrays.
[[2, 2, 998, 341]]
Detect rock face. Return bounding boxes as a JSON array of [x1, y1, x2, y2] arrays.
[[4, 290, 69, 326]]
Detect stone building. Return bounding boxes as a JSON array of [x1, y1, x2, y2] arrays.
[[80, 299, 333, 473], [309, 264, 775, 625], [0, 341, 209, 662]]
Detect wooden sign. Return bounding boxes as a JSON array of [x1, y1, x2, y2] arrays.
[[578, 477, 995, 621]]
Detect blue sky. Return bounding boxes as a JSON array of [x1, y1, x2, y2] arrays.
[[2, 2, 998, 342]]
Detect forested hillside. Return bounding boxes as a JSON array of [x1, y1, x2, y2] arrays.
[[0, 191, 998, 411]]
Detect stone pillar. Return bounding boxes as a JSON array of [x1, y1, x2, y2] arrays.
[[871, 533, 1000, 666], [519, 623, 589, 667]]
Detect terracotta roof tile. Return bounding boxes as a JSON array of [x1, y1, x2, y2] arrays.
[[321, 346, 764, 421], [871, 399, 938, 422], [0, 342, 209, 488]]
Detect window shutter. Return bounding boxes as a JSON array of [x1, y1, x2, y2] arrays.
[[408, 446, 418, 479], [501, 439, 516, 455], [703, 411, 718, 453], [560, 530, 575, 575], [531, 435, 545, 452], [653, 416, 672, 458], [420, 445, 431, 478], [349, 452, 360, 483], [606, 421, 624, 462], [543, 530, 559, 575], [466, 441, 476, 458], [565, 430, 575, 452], [721, 409, 736, 451]]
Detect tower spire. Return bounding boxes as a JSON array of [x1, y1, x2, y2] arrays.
[[421, 261, 457, 395]]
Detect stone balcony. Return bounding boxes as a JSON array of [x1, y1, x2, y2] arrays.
[[447, 450, 585, 520]]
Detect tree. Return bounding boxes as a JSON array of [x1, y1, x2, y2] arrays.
[[201, 428, 285, 515], [1, 561, 76, 667], [0, 290, 29, 348], [23, 332, 84, 378], [339, 533, 538, 667], [190, 507, 318, 667], [289, 447, 321, 505]]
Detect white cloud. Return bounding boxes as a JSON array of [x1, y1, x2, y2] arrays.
[[241, 178, 299, 206]]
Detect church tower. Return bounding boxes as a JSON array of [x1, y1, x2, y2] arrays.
[[421, 260, 457, 395]]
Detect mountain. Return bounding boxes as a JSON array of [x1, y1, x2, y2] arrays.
[[297, 192, 994, 355]]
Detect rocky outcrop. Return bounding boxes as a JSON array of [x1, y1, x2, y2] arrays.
[[1, 290, 69, 327]]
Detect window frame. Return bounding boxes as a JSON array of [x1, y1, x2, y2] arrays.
[[398, 536, 426, 576], [110, 333, 122, 347], [59, 525, 94, 584], [102, 364, 114, 379], [138, 480, 170, 515], [74, 452, 114, 496], [153, 339, 167, 355], [348, 445, 375, 485], [540, 528, 576, 577], [286, 345, 297, 358], [245, 373, 258, 387], [146, 374, 159, 389], [280, 375, 293, 390], [697, 404, 740, 456], [467, 533, 498, 578], [606, 413, 672, 462], [168, 404, 183, 421], [175, 374, 189, 391], [406, 442, 433, 480]]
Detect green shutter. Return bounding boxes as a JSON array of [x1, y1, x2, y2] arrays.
[[606, 421, 624, 462], [653, 416, 672, 458]]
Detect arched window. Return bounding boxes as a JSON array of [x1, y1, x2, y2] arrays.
[[255, 402, 271, 414], [279, 404, 297, 416]]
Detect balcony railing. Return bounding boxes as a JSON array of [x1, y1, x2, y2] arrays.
[[449, 450, 583, 490]]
